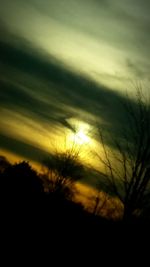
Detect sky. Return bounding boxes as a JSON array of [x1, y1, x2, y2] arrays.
[[0, 0, 150, 176]]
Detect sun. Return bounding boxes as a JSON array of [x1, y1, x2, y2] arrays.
[[74, 129, 90, 145], [67, 119, 91, 146]]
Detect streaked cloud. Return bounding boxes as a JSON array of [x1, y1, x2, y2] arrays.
[[0, 0, 149, 169]]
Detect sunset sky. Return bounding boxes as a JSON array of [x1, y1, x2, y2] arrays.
[[0, 0, 150, 175]]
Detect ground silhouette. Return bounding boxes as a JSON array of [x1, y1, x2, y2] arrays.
[[0, 154, 149, 243]]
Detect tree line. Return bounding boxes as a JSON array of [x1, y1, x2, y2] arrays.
[[0, 86, 150, 223]]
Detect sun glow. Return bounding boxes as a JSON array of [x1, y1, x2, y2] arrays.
[[67, 119, 92, 147], [74, 129, 90, 145]]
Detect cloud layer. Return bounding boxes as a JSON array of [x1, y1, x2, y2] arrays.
[[0, 0, 150, 169]]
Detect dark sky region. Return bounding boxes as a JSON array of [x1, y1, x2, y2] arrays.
[[0, 0, 150, 181]]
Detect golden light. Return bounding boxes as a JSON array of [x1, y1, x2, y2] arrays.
[[74, 129, 90, 145], [67, 119, 92, 147]]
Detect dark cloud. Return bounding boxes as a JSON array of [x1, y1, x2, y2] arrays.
[[0, 34, 127, 133], [0, 132, 50, 163], [0, 23, 148, 166]]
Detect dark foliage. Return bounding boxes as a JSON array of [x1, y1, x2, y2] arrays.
[[0, 160, 44, 197], [42, 149, 85, 200]]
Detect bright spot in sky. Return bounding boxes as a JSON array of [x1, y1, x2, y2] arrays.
[[74, 129, 90, 145], [67, 119, 92, 147]]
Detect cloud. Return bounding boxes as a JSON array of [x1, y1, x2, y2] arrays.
[[0, 0, 150, 86], [125, 59, 150, 80], [0, 31, 138, 154], [0, 1, 149, 169], [0, 34, 126, 119], [0, 132, 50, 163]]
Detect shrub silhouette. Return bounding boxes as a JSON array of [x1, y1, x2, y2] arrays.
[[0, 155, 11, 173], [1, 161, 44, 197], [43, 148, 85, 200]]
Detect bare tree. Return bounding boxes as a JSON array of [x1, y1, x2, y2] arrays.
[[96, 86, 150, 221], [42, 143, 85, 200]]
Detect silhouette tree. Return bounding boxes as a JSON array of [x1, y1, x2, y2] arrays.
[[96, 86, 150, 221], [0, 155, 11, 173], [1, 161, 44, 196], [43, 146, 85, 200]]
